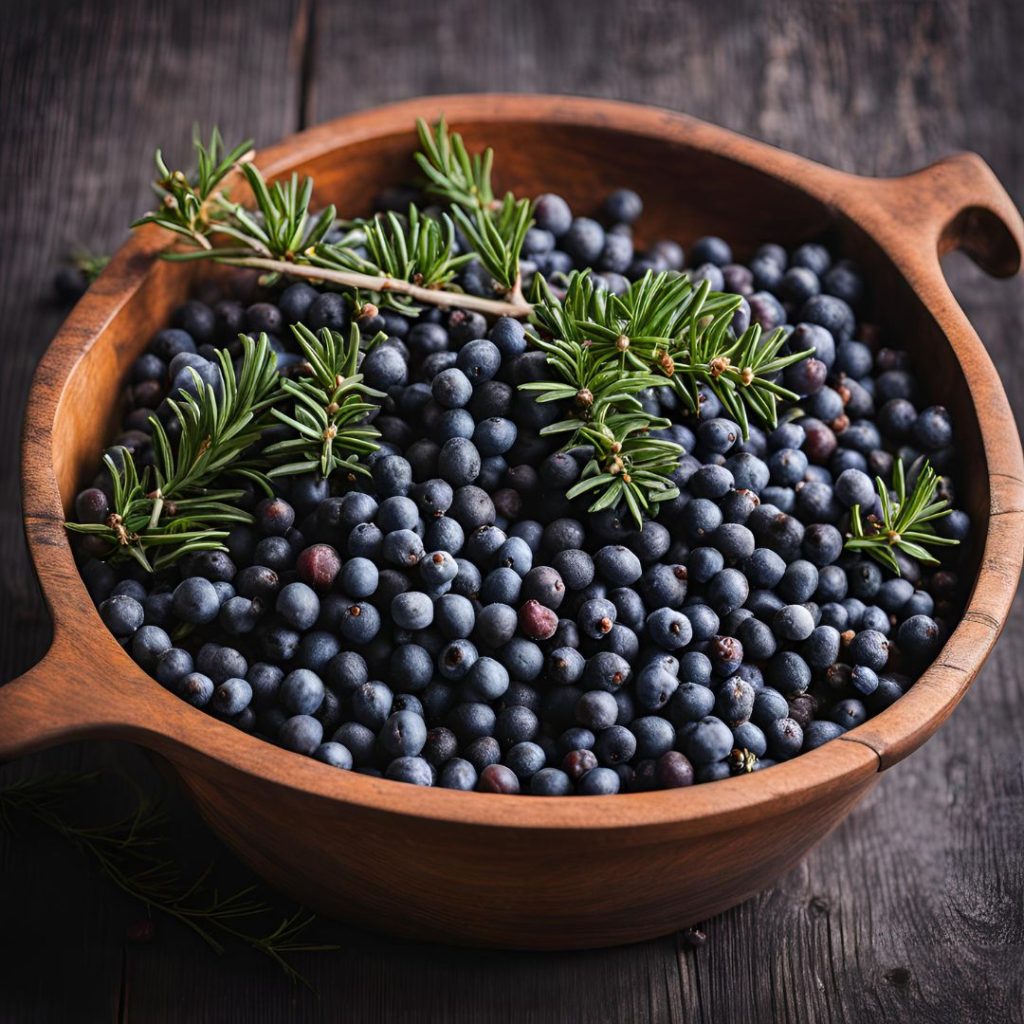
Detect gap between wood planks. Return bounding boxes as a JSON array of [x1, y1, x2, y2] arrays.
[[292, 0, 318, 130], [117, 945, 128, 1024]]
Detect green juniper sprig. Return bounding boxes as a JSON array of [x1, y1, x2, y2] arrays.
[[520, 328, 682, 523], [0, 772, 337, 987], [567, 419, 685, 525], [844, 457, 959, 573], [529, 271, 811, 432], [547, 269, 812, 434], [414, 116, 534, 300], [154, 161, 335, 270], [150, 333, 280, 497], [651, 274, 811, 433], [339, 206, 471, 289], [133, 123, 533, 317], [450, 193, 534, 298], [65, 327, 391, 572], [521, 337, 671, 427], [551, 268, 698, 357], [264, 323, 385, 479], [309, 205, 473, 314], [520, 269, 814, 524], [64, 446, 254, 572], [66, 334, 280, 572], [132, 126, 254, 249], [520, 275, 684, 524], [414, 114, 496, 211], [197, 165, 337, 288]]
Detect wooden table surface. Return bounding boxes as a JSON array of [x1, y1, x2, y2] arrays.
[[2, 2, 1022, 1021]]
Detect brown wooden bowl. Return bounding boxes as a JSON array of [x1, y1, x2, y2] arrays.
[[3, 95, 1023, 949]]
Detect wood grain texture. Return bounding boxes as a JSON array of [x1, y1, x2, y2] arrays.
[[1, 1, 1023, 1021]]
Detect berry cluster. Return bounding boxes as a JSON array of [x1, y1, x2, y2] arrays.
[[75, 183, 966, 796]]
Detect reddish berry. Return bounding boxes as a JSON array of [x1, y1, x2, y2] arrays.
[[125, 918, 156, 943], [296, 544, 341, 591], [562, 749, 598, 783], [518, 599, 558, 640], [478, 763, 520, 794], [656, 751, 694, 788]]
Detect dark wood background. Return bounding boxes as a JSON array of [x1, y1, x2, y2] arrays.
[[2, 1, 1022, 1021]]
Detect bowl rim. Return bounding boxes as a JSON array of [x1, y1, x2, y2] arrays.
[[19, 93, 1024, 832]]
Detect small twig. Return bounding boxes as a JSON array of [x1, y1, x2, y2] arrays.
[[225, 256, 533, 319], [0, 772, 338, 988]]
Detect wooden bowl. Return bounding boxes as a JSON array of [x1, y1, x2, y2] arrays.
[[3, 96, 1023, 949]]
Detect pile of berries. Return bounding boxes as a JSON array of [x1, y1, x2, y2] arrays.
[[75, 185, 967, 795]]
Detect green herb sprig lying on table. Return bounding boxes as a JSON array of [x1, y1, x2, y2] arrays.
[[0, 771, 337, 986]]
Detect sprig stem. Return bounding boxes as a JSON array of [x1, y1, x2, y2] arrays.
[[223, 256, 533, 317]]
